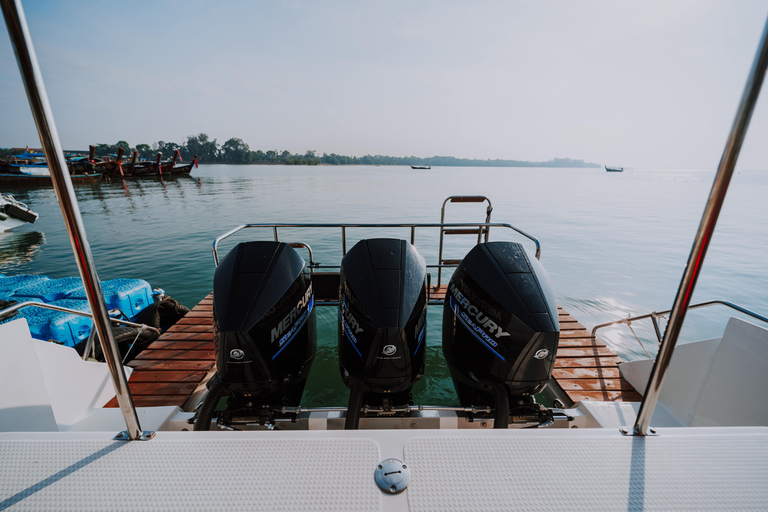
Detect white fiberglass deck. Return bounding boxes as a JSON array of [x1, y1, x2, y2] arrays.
[[1, 427, 767, 511]]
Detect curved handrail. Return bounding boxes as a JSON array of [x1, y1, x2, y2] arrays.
[[0, 301, 161, 360], [211, 222, 541, 267], [591, 300, 768, 343]]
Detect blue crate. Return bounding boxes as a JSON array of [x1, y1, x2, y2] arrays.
[[0, 275, 51, 296], [70, 278, 153, 319], [12, 277, 84, 303]]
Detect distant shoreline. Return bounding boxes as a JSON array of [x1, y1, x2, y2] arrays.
[[2, 144, 600, 168], [195, 161, 602, 168]]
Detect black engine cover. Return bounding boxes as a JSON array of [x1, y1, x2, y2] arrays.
[[338, 239, 427, 399], [442, 242, 559, 405], [213, 241, 316, 405]]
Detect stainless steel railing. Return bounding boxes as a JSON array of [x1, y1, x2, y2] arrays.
[[632, 13, 768, 436], [212, 222, 542, 274], [591, 300, 768, 359], [0, 301, 161, 361], [2, 0, 149, 440]]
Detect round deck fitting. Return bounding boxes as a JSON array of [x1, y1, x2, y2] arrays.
[[374, 458, 410, 494]]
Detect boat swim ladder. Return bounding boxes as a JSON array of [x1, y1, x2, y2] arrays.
[[632, 12, 768, 436], [2, 0, 151, 441], [437, 196, 493, 288]]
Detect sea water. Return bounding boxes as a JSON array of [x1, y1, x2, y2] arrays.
[[1, 165, 766, 406]]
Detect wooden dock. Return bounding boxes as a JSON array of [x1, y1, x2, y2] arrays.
[[105, 294, 215, 409], [107, 289, 641, 410]]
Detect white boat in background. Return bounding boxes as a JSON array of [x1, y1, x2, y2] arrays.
[[605, 165, 624, 172], [0, 193, 38, 231], [1, 2, 768, 510]]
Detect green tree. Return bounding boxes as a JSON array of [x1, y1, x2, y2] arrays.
[[185, 133, 219, 163], [135, 144, 152, 158], [220, 137, 250, 163]]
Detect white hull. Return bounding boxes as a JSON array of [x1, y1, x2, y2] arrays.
[[0, 216, 27, 232]]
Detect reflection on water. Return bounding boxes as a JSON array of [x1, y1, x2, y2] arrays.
[[0, 231, 45, 269]]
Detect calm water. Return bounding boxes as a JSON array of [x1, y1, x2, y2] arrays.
[[2, 165, 767, 406]]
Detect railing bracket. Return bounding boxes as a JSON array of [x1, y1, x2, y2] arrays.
[[114, 430, 156, 441]]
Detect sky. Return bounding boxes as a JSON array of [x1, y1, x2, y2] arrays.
[[1, 0, 767, 169]]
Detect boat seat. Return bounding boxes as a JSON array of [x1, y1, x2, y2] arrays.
[[0, 318, 130, 431], [619, 317, 768, 427], [690, 317, 768, 426], [0, 318, 58, 431]]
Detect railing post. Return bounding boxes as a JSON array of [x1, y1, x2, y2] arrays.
[[632, 13, 768, 436], [2, 0, 149, 440]]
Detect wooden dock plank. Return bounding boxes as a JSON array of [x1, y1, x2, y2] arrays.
[[428, 284, 448, 301], [554, 356, 624, 368], [557, 379, 636, 391], [557, 338, 606, 348], [157, 332, 213, 341], [145, 341, 214, 351], [124, 382, 200, 396], [559, 330, 599, 339], [165, 324, 213, 333], [105, 395, 189, 408], [175, 316, 213, 325], [552, 367, 622, 380], [133, 349, 215, 361], [185, 310, 212, 317], [127, 370, 207, 383], [127, 359, 213, 371], [566, 390, 644, 402], [556, 347, 616, 357]]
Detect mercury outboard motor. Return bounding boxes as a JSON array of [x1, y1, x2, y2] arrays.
[[195, 241, 316, 430], [339, 239, 428, 429], [442, 242, 559, 428]]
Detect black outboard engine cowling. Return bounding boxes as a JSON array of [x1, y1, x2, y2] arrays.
[[339, 239, 427, 429], [442, 242, 559, 427], [195, 241, 316, 430]]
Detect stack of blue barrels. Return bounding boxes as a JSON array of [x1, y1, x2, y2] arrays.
[[0, 274, 161, 349]]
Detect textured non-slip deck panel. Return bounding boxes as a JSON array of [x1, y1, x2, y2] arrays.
[[404, 434, 768, 511], [0, 438, 381, 511]]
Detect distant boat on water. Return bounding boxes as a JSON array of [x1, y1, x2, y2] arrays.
[[605, 165, 624, 172], [410, 164, 431, 170], [0, 193, 38, 231]]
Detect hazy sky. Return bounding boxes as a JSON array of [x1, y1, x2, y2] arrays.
[[2, 1, 767, 169]]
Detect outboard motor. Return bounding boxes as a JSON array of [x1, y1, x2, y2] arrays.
[[442, 242, 559, 428], [339, 239, 428, 429], [195, 241, 316, 430]]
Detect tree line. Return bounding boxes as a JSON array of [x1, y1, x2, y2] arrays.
[[5, 134, 600, 167]]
